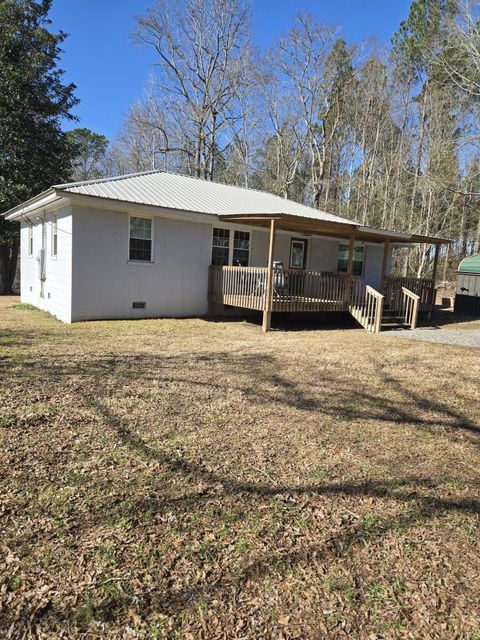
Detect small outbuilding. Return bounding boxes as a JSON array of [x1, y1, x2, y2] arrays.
[[455, 254, 480, 315]]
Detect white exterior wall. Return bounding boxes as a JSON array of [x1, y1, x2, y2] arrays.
[[70, 206, 212, 321], [20, 206, 73, 322], [249, 231, 339, 271], [247, 228, 391, 288], [17, 201, 392, 323]]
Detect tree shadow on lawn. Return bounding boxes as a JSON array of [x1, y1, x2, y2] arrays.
[[3, 348, 479, 440], [4, 349, 479, 631], [80, 396, 479, 619], [89, 396, 479, 514]]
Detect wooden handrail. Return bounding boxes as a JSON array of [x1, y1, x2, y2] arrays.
[[401, 287, 420, 329], [349, 277, 384, 333], [384, 276, 434, 313]]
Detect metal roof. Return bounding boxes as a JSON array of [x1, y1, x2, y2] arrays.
[[458, 253, 480, 274], [52, 170, 353, 225], [2, 170, 450, 244]]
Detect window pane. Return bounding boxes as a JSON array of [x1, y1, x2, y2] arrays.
[[129, 238, 152, 261], [212, 228, 230, 265], [233, 231, 249, 266], [213, 227, 230, 248], [234, 231, 249, 250], [338, 245, 364, 274], [130, 217, 152, 240], [212, 246, 229, 266], [232, 249, 249, 266]]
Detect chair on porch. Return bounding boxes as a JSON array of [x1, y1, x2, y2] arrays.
[[272, 261, 288, 298]]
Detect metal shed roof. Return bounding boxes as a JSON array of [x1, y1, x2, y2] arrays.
[[458, 254, 480, 274], [54, 170, 353, 225]]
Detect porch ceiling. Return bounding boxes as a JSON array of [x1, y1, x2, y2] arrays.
[[218, 213, 451, 245]]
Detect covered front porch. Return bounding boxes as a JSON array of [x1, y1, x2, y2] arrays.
[[208, 213, 449, 333]]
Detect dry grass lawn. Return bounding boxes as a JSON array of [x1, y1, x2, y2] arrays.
[[1, 296, 479, 639]]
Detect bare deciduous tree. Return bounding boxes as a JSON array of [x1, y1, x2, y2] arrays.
[[134, 0, 252, 181]]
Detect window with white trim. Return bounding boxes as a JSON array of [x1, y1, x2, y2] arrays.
[[129, 216, 153, 262], [211, 228, 250, 266], [28, 226, 33, 256], [51, 214, 58, 256]]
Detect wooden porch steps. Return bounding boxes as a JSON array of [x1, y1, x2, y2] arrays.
[[380, 309, 410, 330]]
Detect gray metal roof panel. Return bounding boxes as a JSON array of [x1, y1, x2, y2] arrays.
[[55, 170, 355, 225]]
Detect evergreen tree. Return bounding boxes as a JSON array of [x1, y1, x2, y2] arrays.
[[66, 128, 109, 181], [0, 0, 77, 293]]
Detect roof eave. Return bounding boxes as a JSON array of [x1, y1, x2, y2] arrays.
[[3, 188, 65, 221], [220, 215, 451, 244]]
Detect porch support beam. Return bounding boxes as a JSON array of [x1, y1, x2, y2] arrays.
[[346, 233, 355, 275], [432, 243, 440, 284], [380, 238, 390, 293], [262, 219, 277, 332], [428, 243, 440, 317], [344, 233, 356, 306]]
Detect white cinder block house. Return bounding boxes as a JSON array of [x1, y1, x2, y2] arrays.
[[3, 171, 448, 332]]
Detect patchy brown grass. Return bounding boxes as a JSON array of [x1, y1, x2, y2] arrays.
[[1, 296, 479, 639]]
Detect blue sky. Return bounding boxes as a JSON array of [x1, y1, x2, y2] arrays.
[[49, 0, 412, 141]]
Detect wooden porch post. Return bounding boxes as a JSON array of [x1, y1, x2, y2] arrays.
[[429, 243, 440, 317], [380, 238, 390, 294], [262, 219, 277, 332], [344, 233, 355, 306], [432, 243, 440, 284], [346, 234, 355, 275]]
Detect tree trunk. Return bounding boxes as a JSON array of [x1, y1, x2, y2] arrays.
[[0, 241, 18, 295], [8, 239, 19, 291], [408, 80, 428, 231]]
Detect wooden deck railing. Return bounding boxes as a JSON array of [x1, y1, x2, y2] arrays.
[[270, 269, 349, 312], [384, 276, 434, 312], [209, 266, 349, 312], [209, 266, 428, 333], [349, 277, 384, 333], [209, 265, 267, 311]]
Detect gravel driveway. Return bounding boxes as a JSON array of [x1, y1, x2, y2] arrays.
[[389, 325, 480, 348]]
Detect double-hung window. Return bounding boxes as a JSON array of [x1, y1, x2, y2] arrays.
[[211, 228, 250, 266], [51, 215, 58, 257], [337, 244, 364, 276], [28, 226, 33, 256], [129, 216, 153, 262]]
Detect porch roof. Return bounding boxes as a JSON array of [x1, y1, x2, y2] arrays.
[[219, 213, 450, 245]]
